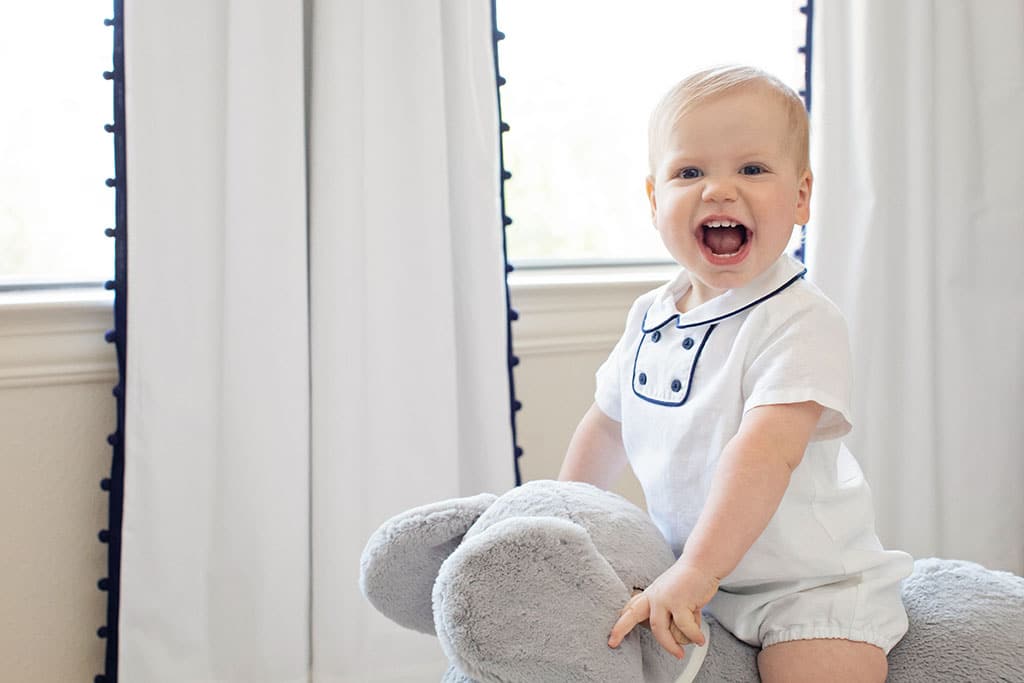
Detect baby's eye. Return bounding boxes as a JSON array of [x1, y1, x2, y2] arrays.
[[740, 164, 766, 176], [678, 167, 702, 180]]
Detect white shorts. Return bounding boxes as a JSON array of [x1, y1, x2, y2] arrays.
[[706, 552, 913, 654]]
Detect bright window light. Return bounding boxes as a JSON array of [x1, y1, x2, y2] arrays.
[[497, 0, 806, 266], [0, 1, 114, 286]]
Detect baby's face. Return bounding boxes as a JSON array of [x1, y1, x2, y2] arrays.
[[646, 86, 811, 304]]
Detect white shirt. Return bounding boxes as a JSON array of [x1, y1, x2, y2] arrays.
[[596, 254, 895, 587]]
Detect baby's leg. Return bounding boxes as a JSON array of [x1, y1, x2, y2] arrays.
[[757, 638, 887, 683], [708, 558, 910, 682]]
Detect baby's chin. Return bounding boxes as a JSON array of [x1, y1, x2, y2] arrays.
[[700, 244, 792, 287], [692, 264, 764, 292]]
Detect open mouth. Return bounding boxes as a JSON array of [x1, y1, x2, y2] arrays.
[[701, 220, 750, 257]]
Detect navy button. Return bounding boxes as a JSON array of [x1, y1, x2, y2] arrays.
[[638, 372, 647, 386], [651, 330, 661, 343], [682, 337, 695, 350], [671, 379, 682, 392]]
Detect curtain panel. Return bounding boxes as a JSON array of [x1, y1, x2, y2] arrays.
[[808, 0, 1024, 574], [121, 1, 513, 681]]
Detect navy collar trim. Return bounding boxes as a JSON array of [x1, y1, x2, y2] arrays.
[[641, 269, 807, 333]]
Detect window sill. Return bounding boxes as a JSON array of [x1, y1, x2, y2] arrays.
[[0, 288, 116, 388], [508, 264, 677, 356], [508, 262, 677, 289], [0, 264, 675, 385]]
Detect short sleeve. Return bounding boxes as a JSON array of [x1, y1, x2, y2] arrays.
[[742, 296, 853, 441], [594, 295, 649, 423]]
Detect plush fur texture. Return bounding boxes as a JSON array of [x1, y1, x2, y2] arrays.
[[359, 492, 496, 634], [360, 480, 1024, 682], [888, 558, 1024, 682]]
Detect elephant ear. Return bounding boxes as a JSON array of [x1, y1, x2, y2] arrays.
[[360, 493, 497, 634], [433, 516, 648, 682]]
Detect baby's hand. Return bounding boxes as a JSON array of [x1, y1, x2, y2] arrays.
[[624, 589, 693, 645], [607, 562, 720, 659]]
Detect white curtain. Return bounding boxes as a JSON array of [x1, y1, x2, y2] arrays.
[[808, 0, 1024, 574], [121, 1, 514, 681]]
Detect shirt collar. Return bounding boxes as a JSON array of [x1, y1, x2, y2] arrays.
[[642, 254, 807, 332]]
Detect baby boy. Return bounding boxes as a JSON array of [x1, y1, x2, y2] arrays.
[[558, 66, 912, 682]]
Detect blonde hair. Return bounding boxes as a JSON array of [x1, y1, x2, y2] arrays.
[[647, 65, 810, 176]]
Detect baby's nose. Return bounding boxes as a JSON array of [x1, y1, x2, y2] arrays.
[[701, 177, 738, 203]]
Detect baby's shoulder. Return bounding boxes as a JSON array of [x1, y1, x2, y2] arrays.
[[756, 276, 848, 329]]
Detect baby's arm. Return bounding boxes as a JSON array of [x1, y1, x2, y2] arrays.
[[609, 400, 823, 658], [558, 403, 629, 490], [680, 399, 823, 580]]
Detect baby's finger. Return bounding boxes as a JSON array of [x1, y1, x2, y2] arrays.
[[669, 622, 691, 646], [608, 594, 650, 648], [649, 609, 686, 660], [618, 591, 645, 617], [690, 609, 706, 646], [673, 611, 705, 647]]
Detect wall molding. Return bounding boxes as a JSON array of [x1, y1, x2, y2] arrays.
[[509, 267, 674, 357], [0, 272, 675, 386], [0, 289, 116, 388]]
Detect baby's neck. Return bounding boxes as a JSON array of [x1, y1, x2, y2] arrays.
[[676, 280, 727, 314]]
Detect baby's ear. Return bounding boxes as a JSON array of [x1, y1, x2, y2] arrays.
[[359, 493, 497, 634], [645, 175, 658, 225], [795, 169, 813, 224]]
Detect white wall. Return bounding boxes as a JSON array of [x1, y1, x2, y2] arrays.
[[0, 274, 662, 680]]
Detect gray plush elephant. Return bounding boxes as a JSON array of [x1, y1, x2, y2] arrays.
[[359, 480, 1024, 682]]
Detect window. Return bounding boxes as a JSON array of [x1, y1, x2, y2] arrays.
[[0, 1, 114, 287], [497, 0, 807, 266]]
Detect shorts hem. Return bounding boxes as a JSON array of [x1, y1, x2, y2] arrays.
[[761, 626, 902, 654]]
